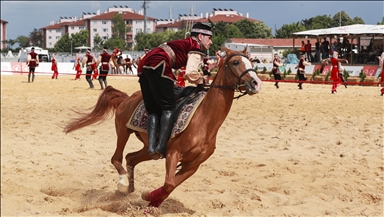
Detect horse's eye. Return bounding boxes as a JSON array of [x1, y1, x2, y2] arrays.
[[233, 60, 239, 65]]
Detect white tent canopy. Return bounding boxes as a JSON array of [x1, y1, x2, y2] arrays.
[[292, 24, 384, 37]]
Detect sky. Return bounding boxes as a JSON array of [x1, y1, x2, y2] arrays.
[[1, 1, 383, 40]]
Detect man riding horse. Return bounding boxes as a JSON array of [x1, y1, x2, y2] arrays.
[[112, 47, 123, 65], [137, 22, 213, 160]]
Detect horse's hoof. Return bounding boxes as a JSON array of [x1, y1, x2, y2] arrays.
[[141, 190, 151, 201], [117, 182, 128, 193]]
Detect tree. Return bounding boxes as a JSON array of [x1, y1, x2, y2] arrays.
[[275, 22, 306, 38], [29, 28, 43, 47], [234, 19, 272, 38], [309, 15, 333, 29], [103, 35, 127, 51], [93, 34, 104, 51], [112, 12, 128, 41], [330, 11, 364, 27], [53, 30, 89, 52], [15, 35, 30, 48]]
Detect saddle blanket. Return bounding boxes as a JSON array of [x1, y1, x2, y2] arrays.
[[126, 91, 206, 138]]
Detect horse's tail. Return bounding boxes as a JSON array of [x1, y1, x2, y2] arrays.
[[63, 86, 129, 134]]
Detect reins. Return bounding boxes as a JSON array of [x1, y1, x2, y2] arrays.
[[202, 53, 256, 99]]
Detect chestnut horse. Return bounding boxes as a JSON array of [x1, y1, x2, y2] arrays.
[[63, 46, 262, 208], [110, 55, 126, 74]]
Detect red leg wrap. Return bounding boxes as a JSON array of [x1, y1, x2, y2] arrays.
[[147, 187, 168, 202], [148, 198, 165, 207]]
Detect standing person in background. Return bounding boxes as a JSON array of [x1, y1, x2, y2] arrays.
[[295, 54, 311, 90], [95, 47, 111, 90], [124, 55, 133, 74], [300, 41, 305, 55], [73, 54, 82, 80], [137, 22, 213, 160], [272, 53, 284, 89], [81, 49, 95, 89], [315, 38, 321, 63], [26, 47, 39, 83], [51, 54, 59, 79], [321, 37, 330, 59], [321, 51, 348, 94], [305, 40, 312, 62]]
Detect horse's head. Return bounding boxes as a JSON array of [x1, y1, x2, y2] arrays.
[[216, 46, 262, 95]]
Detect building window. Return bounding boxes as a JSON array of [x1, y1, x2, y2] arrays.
[[136, 21, 142, 24], [79, 27, 84, 30], [147, 21, 151, 25], [93, 28, 97, 32], [49, 30, 52, 33], [56, 29, 61, 33], [93, 21, 97, 24], [136, 28, 142, 33], [102, 21, 107, 24], [56, 36, 60, 39], [126, 20, 131, 25], [147, 28, 151, 33], [49, 42, 52, 46], [48, 36, 52, 39], [103, 28, 108, 32], [71, 27, 74, 30], [103, 36, 108, 40]]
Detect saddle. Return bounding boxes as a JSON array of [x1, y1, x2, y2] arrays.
[[127, 85, 208, 137]]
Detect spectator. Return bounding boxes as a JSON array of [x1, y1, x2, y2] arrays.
[[305, 40, 313, 62], [321, 37, 330, 59], [315, 38, 321, 63]]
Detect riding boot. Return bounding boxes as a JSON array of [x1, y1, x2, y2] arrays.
[[99, 79, 104, 90], [298, 83, 302, 89], [104, 79, 108, 88], [28, 74, 31, 83], [32, 74, 35, 82], [86, 77, 94, 88], [155, 110, 175, 159], [147, 114, 160, 160]]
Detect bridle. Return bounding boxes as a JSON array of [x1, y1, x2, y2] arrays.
[[204, 53, 257, 99]]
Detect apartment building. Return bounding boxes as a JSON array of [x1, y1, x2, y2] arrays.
[[40, 5, 156, 49], [156, 8, 259, 33], [1, 19, 8, 49]]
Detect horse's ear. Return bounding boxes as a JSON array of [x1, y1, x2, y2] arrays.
[[242, 45, 248, 55]]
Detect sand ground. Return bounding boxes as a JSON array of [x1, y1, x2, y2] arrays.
[[1, 74, 383, 216]]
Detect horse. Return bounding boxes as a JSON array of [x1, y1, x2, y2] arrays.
[[63, 46, 262, 209], [110, 55, 126, 74]]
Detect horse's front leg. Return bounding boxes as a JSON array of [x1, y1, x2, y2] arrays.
[[141, 152, 181, 207], [125, 146, 152, 193]]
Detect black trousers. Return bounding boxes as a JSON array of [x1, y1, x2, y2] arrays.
[[139, 64, 175, 115]]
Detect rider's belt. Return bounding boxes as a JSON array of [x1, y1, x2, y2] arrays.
[[158, 43, 176, 68], [87, 62, 93, 65], [102, 62, 109, 64], [30, 59, 36, 61]]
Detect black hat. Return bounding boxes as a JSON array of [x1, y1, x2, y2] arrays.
[[31, 47, 35, 50], [191, 22, 212, 36], [86, 49, 91, 53], [103, 46, 108, 50]]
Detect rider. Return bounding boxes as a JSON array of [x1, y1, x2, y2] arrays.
[[137, 22, 213, 160], [112, 47, 123, 65]]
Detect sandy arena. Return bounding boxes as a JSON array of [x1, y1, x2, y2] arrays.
[[1, 74, 383, 216]]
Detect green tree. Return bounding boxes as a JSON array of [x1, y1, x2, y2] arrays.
[[92, 34, 104, 51], [234, 19, 272, 38], [53, 30, 89, 52], [15, 35, 29, 48], [310, 15, 333, 29], [275, 22, 306, 38], [103, 35, 127, 51], [330, 11, 364, 27], [112, 12, 128, 40], [29, 28, 43, 47]]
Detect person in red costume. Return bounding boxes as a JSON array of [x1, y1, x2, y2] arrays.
[[81, 49, 95, 89], [73, 54, 82, 80], [26, 47, 39, 83], [95, 46, 112, 90], [322, 51, 348, 94], [51, 54, 59, 79], [137, 22, 213, 161], [295, 54, 311, 89]]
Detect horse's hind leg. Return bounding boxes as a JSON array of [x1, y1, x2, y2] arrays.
[[125, 146, 152, 193], [111, 122, 133, 192]]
